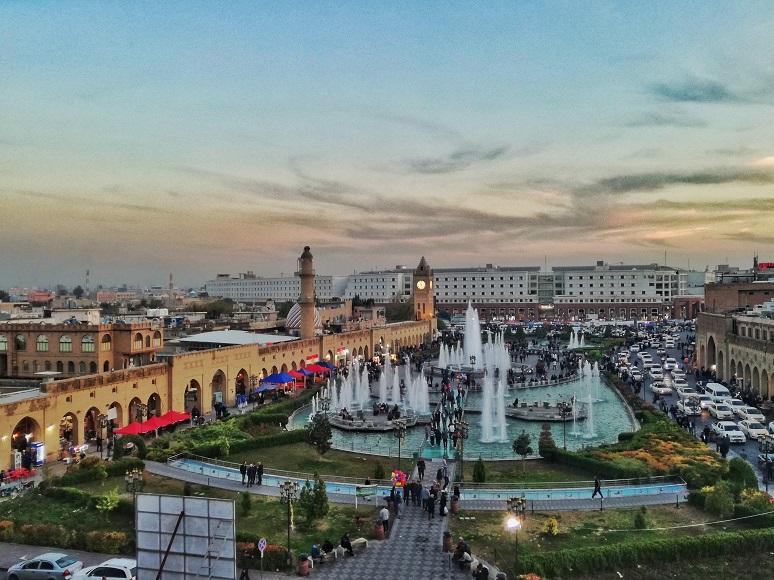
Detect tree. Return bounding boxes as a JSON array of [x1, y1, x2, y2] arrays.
[[705, 480, 734, 518], [58, 288, 69, 297], [306, 414, 332, 461], [73, 285, 84, 299], [298, 472, 329, 525], [512, 430, 533, 473], [472, 457, 486, 483], [385, 298, 414, 323], [96, 488, 121, 521], [726, 457, 758, 499], [204, 299, 235, 319], [240, 491, 252, 516], [537, 423, 556, 459], [0, 290, 9, 302], [277, 300, 295, 318]]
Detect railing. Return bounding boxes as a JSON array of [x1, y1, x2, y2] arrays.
[[456, 474, 685, 491]]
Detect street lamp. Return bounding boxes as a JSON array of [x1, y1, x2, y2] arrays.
[[125, 468, 144, 496], [135, 403, 148, 423], [762, 434, 774, 495], [469, 355, 476, 368], [318, 396, 331, 417], [558, 401, 572, 450], [505, 497, 524, 579], [393, 419, 407, 472], [279, 479, 300, 564], [96, 414, 109, 459], [249, 375, 258, 410], [457, 420, 470, 482]]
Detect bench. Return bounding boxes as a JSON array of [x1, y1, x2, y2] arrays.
[[309, 551, 337, 568], [334, 537, 370, 558]]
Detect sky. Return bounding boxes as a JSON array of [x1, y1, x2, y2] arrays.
[[2, 1, 773, 289]]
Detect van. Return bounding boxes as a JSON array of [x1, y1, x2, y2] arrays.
[[704, 382, 732, 403]]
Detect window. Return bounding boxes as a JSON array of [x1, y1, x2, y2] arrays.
[[153, 331, 162, 347], [36, 335, 49, 351], [32, 360, 39, 373], [15, 335, 26, 350], [22, 361, 29, 372], [44, 361, 51, 371], [67, 361, 75, 373], [79, 361, 87, 374], [0, 335, 5, 351], [133, 333, 143, 350], [56, 361, 64, 372], [59, 336, 72, 352], [82, 335, 95, 352], [101, 335, 112, 352]]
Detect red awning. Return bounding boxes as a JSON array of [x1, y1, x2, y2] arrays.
[[139, 415, 166, 433], [305, 364, 329, 374], [287, 370, 304, 378], [161, 410, 191, 423], [114, 421, 145, 435]]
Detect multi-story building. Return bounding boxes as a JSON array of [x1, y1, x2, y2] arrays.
[[205, 271, 350, 303], [0, 320, 163, 378], [342, 269, 413, 303]]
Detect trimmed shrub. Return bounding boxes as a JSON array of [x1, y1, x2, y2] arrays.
[[85, 531, 129, 554], [704, 481, 735, 519], [104, 457, 145, 477], [41, 485, 92, 505], [0, 520, 14, 541], [472, 457, 486, 483], [19, 524, 68, 548], [633, 506, 649, 529], [726, 457, 758, 499], [542, 516, 559, 536]]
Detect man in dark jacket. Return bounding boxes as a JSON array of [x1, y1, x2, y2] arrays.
[[247, 463, 257, 487], [257, 462, 264, 485], [240, 461, 247, 485]]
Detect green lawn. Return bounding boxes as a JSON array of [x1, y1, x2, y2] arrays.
[[467, 459, 596, 484]]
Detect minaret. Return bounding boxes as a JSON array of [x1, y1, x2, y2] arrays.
[[298, 246, 315, 339], [169, 273, 174, 298]]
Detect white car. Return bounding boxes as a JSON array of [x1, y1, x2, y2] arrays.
[[629, 345, 640, 352], [708, 403, 734, 420], [675, 386, 696, 398], [727, 399, 746, 415], [656, 348, 667, 356], [664, 357, 679, 370], [696, 395, 714, 410], [7, 553, 83, 580], [738, 406, 766, 423], [710, 421, 746, 444], [650, 368, 664, 380], [650, 382, 672, 396], [677, 397, 702, 416], [630, 369, 642, 381], [72, 559, 137, 580], [671, 369, 686, 380], [672, 378, 689, 390], [739, 420, 768, 441]]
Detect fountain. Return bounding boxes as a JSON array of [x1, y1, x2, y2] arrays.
[[463, 302, 484, 369], [584, 394, 596, 438]]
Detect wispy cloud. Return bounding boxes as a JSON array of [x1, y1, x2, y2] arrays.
[[748, 156, 774, 167], [577, 168, 774, 196], [405, 145, 509, 174], [649, 76, 741, 103], [625, 111, 706, 128]]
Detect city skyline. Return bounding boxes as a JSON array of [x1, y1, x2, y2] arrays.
[[2, 2, 773, 287]]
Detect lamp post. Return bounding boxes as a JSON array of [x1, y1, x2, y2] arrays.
[[96, 414, 109, 459], [249, 375, 258, 410], [393, 419, 407, 472], [125, 468, 144, 496], [279, 479, 300, 564], [135, 403, 147, 424], [505, 500, 523, 578], [558, 401, 572, 450], [469, 355, 476, 368], [458, 420, 470, 482], [318, 396, 331, 418]]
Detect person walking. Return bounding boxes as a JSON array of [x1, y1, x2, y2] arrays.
[[439, 491, 448, 517], [240, 461, 247, 485], [427, 488, 436, 519], [395, 487, 404, 518], [421, 485, 430, 512], [591, 475, 603, 499], [379, 505, 390, 534], [417, 458, 426, 481]]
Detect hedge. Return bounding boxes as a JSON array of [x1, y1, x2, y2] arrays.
[[520, 528, 774, 578], [550, 448, 651, 480], [85, 531, 129, 554], [191, 428, 308, 458], [49, 458, 146, 487]]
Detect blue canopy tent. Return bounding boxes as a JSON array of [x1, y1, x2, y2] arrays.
[[253, 383, 278, 394], [261, 372, 295, 384], [295, 368, 314, 376], [320, 361, 338, 371]]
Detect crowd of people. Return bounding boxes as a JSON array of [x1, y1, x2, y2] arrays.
[[238, 461, 264, 487]]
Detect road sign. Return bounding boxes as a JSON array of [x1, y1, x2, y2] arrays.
[[258, 537, 267, 555]]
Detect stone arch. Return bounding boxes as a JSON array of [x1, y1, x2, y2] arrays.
[[699, 344, 706, 369], [211, 369, 227, 405], [108, 401, 123, 429], [90, 361, 97, 374], [281, 363, 288, 373], [762, 369, 770, 400], [752, 366, 761, 394], [327, 349, 334, 363], [706, 336, 717, 370], [83, 406, 101, 443], [364, 345, 370, 360], [128, 397, 144, 423], [103, 360, 109, 372], [185, 379, 201, 414], [271, 365, 278, 375], [235, 369, 248, 396], [717, 350, 725, 381], [291, 361, 298, 371], [147, 392, 162, 417], [744, 364, 752, 391], [60, 411, 78, 446], [262, 367, 269, 378], [11, 416, 41, 453]]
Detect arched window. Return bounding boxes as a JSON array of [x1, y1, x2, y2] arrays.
[[145, 335, 151, 348], [152, 331, 162, 347], [44, 361, 51, 372], [15, 335, 26, 351], [133, 333, 143, 350], [0, 335, 7, 351], [101, 335, 112, 352], [56, 361, 64, 373], [67, 361, 75, 373], [32, 361, 39, 373], [82, 335, 95, 353], [22, 361, 29, 372], [36, 335, 49, 352], [59, 336, 72, 352], [90, 362, 97, 374], [79, 361, 87, 374]]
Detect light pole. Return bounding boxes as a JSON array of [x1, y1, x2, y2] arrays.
[[125, 468, 144, 496], [393, 419, 407, 472], [96, 414, 109, 459], [279, 479, 299, 564], [558, 401, 572, 450], [505, 497, 523, 578], [135, 403, 147, 424], [458, 420, 470, 482], [249, 375, 258, 410]]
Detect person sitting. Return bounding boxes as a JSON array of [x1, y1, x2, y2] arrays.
[[453, 538, 471, 564], [322, 539, 334, 556], [473, 562, 490, 579], [340, 532, 355, 556], [311, 541, 322, 561]]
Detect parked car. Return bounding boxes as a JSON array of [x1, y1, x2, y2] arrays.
[[696, 395, 714, 410], [72, 558, 137, 580], [739, 420, 768, 441], [675, 385, 696, 398], [708, 403, 734, 420], [672, 378, 689, 390], [7, 553, 83, 580], [738, 406, 766, 423], [650, 382, 672, 396], [677, 397, 701, 416], [710, 421, 746, 444]]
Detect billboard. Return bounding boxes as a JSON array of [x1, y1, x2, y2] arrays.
[[136, 494, 236, 580]]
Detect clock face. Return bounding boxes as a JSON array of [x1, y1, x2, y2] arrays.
[[416, 280, 426, 290]]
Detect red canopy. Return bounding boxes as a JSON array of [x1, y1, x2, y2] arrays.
[[160, 410, 191, 423], [114, 421, 145, 435], [305, 364, 329, 374], [287, 370, 304, 378], [139, 415, 166, 433]]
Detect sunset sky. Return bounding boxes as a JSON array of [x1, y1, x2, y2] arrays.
[[2, 1, 773, 288]]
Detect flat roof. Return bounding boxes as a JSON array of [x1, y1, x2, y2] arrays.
[[177, 330, 298, 347]]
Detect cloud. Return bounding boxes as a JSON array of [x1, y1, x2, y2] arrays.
[[625, 112, 706, 128], [748, 156, 774, 167], [577, 168, 774, 196], [649, 76, 741, 103], [406, 145, 509, 174]]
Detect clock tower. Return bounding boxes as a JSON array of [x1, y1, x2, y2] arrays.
[[413, 256, 434, 321]]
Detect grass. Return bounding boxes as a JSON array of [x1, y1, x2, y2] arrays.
[[467, 459, 597, 484], [451, 504, 762, 577], [572, 552, 774, 579]]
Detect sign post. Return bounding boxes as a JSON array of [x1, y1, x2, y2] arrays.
[[258, 538, 266, 579]]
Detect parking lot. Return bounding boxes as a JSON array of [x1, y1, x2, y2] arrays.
[[614, 325, 774, 489]]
